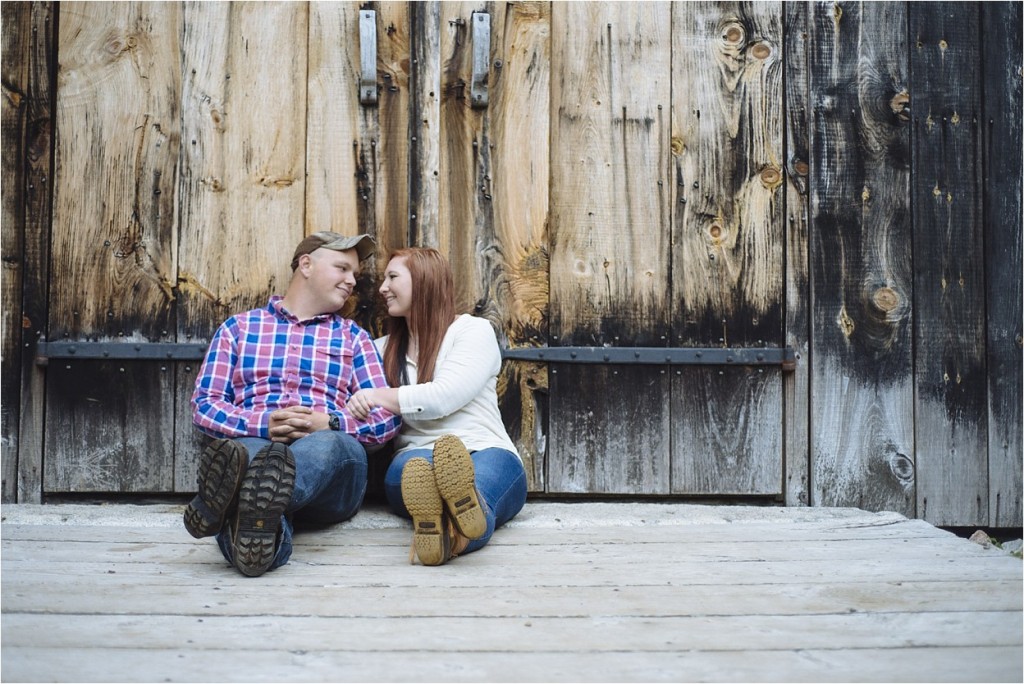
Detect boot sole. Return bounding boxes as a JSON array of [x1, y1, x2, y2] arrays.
[[433, 434, 486, 540], [401, 458, 448, 566], [232, 443, 295, 577], [183, 439, 247, 539]]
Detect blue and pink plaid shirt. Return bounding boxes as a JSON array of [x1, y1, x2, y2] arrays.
[[192, 296, 400, 444]]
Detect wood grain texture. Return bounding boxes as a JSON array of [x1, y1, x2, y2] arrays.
[[910, 2, 987, 526], [2, 505, 1021, 683], [488, 0, 551, 491], [549, 1, 671, 346], [981, 2, 1023, 527], [305, 1, 362, 238], [177, 2, 307, 339], [2, 1, 31, 502], [548, 2, 671, 495], [51, 1, 180, 340], [47, 2, 180, 494], [783, 1, 810, 505], [670, 2, 784, 496], [306, 1, 382, 333], [548, 365, 670, 495], [373, 1, 412, 255], [435, 1, 551, 490], [809, 1, 915, 515], [437, 0, 489, 312], [409, 0, 440, 248], [15, 2, 54, 503], [44, 361, 173, 492], [173, 362, 205, 492], [672, 1, 784, 348], [672, 367, 782, 495]]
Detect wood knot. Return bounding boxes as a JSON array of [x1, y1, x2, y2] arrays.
[[794, 160, 809, 176], [759, 166, 782, 188], [708, 224, 724, 242], [722, 22, 744, 45], [871, 287, 900, 313], [890, 90, 910, 120], [671, 136, 684, 156], [837, 306, 855, 338], [751, 43, 772, 60]]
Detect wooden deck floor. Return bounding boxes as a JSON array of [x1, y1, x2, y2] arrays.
[[2, 502, 1021, 683]]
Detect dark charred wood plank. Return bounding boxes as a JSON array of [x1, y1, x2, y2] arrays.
[[548, 365, 670, 495], [981, 1, 1022, 527], [2, 1, 32, 503], [44, 361, 173, 492], [672, 366, 782, 495], [910, 2, 987, 526], [809, 1, 915, 515], [783, 0, 810, 506], [16, 2, 55, 503]]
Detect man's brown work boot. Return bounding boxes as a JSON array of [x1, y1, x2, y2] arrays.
[[183, 439, 248, 539]]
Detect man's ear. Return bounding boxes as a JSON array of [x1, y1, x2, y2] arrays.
[[297, 253, 313, 276]]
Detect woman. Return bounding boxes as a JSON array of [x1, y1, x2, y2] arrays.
[[346, 247, 528, 565]]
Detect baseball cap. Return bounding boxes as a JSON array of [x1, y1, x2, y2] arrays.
[[290, 232, 375, 270]]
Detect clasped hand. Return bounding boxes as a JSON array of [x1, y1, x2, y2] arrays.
[[346, 389, 378, 421], [268, 406, 329, 444]]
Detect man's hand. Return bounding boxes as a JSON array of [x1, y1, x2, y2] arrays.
[[268, 406, 331, 443]]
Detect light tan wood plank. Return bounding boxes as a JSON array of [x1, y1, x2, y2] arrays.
[[52, 1, 180, 340], [3, 645, 1020, 684], [177, 1, 308, 334]]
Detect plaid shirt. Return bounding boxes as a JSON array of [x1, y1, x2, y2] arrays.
[[192, 296, 400, 444]]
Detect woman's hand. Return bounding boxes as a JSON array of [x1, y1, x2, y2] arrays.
[[347, 389, 378, 421]]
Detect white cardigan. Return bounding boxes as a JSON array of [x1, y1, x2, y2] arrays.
[[376, 314, 520, 459]]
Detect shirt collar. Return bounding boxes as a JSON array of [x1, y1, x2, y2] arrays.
[[268, 295, 335, 324]]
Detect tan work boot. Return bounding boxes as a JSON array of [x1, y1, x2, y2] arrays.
[[432, 434, 487, 540], [401, 457, 471, 566]]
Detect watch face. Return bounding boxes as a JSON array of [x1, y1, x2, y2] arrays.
[[329, 414, 339, 430]]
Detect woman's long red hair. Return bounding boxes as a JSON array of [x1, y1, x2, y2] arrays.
[[382, 247, 457, 385]]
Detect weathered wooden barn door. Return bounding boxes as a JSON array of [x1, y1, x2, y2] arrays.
[[542, 1, 786, 496]]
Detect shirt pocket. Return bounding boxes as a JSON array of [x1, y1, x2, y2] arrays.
[[313, 343, 352, 391]]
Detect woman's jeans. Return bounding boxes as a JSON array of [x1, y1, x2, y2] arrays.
[[384, 446, 528, 555], [216, 430, 368, 571]]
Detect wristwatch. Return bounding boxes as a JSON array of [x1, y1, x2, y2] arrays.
[[328, 413, 340, 431]]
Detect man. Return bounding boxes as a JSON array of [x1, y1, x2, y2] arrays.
[[184, 231, 400, 577]]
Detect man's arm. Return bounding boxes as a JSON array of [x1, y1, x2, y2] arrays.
[[191, 322, 269, 439]]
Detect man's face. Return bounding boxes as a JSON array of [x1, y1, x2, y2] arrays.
[[303, 247, 361, 312]]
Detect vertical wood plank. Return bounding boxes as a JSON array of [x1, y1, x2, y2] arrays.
[[438, 0, 487, 312], [306, 1, 363, 238], [2, 1, 32, 503], [808, 1, 915, 514], [670, 1, 784, 495], [177, 1, 307, 335], [51, 1, 179, 341], [910, 2, 987, 526], [409, 1, 441, 248], [175, 2, 308, 487], [548, 1, 671, 494], [45, 361, 173, 492], [306, 1, 383, 336], [438, 1, 551, 490], [489, 1, 551, 491], [15, 2, 54, 503], [48, 1, 181, 493], [783, 1, 810, 505], [375, 1, 412, 253], [981, 1, 1023, 527]]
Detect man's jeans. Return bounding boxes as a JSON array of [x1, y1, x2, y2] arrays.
[[384, 446, 527, 554], [216, 430, 368, 571]]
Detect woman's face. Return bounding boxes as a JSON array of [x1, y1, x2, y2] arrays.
[[380, 256, 413, 318]]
